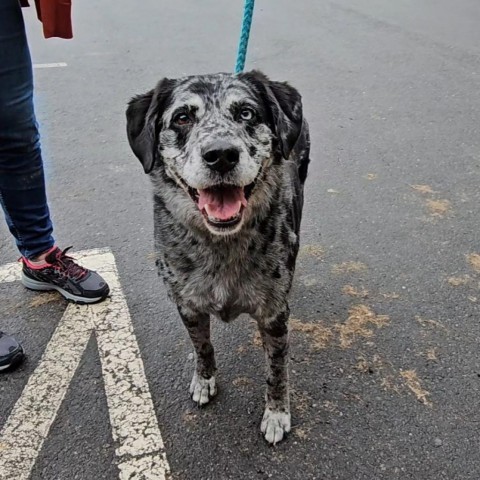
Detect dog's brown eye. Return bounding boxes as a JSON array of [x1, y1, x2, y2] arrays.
[[173, 112, 192, 126], [239, 107, 255, 121]]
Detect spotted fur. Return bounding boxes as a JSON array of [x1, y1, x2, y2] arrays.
[[126, 70, 310, 444]]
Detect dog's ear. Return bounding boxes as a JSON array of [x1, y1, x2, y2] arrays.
[[126, 89, 155, 173], [243, 70, 303, 159], [126, 78, 175, 174], [266, 79, 303, 159]]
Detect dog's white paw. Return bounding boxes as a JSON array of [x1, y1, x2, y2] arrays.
[[261, 408, 291, 445], [189, 371, 217, 406]]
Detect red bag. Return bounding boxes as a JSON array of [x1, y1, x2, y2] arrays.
[[20, 0, 73, 39]]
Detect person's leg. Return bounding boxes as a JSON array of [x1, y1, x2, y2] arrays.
[[0, 0, 109, 304], [0, 0, 55, 260]]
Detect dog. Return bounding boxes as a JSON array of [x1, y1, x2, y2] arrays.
[[126, 70, 310, 444]]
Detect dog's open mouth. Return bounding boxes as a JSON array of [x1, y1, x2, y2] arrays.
[[188, 183, 255, 229]]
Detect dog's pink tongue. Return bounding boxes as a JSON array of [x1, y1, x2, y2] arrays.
[[198, 187, 247, 220]]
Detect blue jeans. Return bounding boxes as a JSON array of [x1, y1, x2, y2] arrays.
[[0, 0, 55, 259]]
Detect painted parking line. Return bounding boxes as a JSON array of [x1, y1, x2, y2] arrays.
[[33, 62, 68, 69], [0, 260, 21, 283], [0, 248, 170, 480]]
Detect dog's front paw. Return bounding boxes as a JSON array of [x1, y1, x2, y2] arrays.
[[189, 371, 217, 406], [261, 408, 291, 445]]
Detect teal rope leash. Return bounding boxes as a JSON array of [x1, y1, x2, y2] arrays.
[[235, 0, 256, 74]]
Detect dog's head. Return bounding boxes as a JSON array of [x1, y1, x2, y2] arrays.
[[126, 71, 303, 235]]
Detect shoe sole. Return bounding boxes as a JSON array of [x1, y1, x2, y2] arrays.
[[21, 273, 109, 305], [0, 350, 25, 372]]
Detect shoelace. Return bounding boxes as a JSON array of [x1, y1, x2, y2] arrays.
[[51, 247, 88, 280]]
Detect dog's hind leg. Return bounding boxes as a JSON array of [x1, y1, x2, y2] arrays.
[[257, 306, 291, 445], [178, 306, 217, 406]]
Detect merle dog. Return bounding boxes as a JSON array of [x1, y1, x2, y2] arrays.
[[126, 70, 310, 444]]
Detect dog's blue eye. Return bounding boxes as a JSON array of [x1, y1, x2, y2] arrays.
[[174, 112, 191, 126], [239, 108, 255, 121]]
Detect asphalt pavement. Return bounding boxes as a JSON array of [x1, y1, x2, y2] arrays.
[[1, 1, 479, 479]]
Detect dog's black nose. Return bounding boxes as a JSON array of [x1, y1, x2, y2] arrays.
[[203, 146, 240, 175]]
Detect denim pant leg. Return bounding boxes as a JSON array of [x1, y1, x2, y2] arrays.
[[0, 0, 55, 259]]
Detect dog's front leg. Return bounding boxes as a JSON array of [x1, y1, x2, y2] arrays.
[[258, 306, 291, 444], [178, 306, 217, 406]]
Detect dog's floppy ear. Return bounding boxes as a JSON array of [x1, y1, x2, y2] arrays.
[[126, 78, 175, 174], [126, 89, 155, 173], [266, 79, 303, 159], [244, 70, 303, 159]]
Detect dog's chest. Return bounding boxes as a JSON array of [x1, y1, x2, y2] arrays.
[[157, 229, 295, 320]]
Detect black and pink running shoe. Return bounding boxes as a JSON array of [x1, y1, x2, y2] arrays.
[[21, 246, 110, 304]]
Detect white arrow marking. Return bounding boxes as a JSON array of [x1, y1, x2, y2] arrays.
[[0, 248, 170, 480]]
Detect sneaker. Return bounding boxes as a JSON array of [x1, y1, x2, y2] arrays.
[[21, 246, 110, 304], [0, 332, 25, 372]]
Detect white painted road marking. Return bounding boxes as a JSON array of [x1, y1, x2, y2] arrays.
[[0, 260, 21, 283], [33, 62, 68, 69], [0, 248, 170, 480]]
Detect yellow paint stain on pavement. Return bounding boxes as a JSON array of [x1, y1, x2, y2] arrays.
[[400, 370, 432, 406], [29, 292, 61, 308], [323, 401, 340, 414], [290, 306, 389, 351], [410, 184, 435, 194], [291, 388, 312, 415], [415, 316, 448, 332], [381, 375, 403, 395], [426, 347, 438, 361], [355, 355, 381, 374], [299, 244, 325, 259], [232, 377, 253, 388], [290, 318, 333, 350], [182, 411, 197, 424], [447, 275, 470, 286], [426, 199, 451, 217], [410, 184, 452, 218], [332, 261, 368, 275], [379, 292, 400, 299], [467, 253, 480, 273], [338, 305, 389, 348], [342, 285, 369, 298], [293, 428, 310, 440]]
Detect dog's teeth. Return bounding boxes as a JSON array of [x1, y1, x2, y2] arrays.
[[208, 213, 240, 223]]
